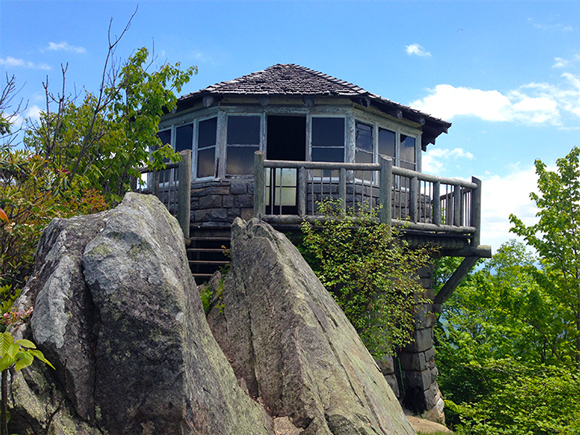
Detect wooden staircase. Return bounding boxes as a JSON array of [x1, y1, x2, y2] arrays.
[[187, 229, 231, 284]]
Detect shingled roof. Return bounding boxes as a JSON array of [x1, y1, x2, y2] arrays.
[[177, 64, 451, 148]]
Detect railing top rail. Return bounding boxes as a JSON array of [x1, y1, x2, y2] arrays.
[[263, 158, 478, 189]]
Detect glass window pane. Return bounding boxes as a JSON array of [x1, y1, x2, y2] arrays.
[[400, 134, 416, 163], [312, 148, 344, 162], [355, 150, 373, 164], [199, 118, 217, 149], [400, 160, 416, 171], [355, 121, 373, 152], [227, 116, 260, 145], [157, 129, 171, 147], [197, 148, 215, 178], [312, 118, 345, 147], [227, 146, 259, 175], [379, 128, 395, 158], [176, 124, 193, 152]]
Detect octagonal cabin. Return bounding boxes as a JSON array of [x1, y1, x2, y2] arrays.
[[154, 63, 487, 266]]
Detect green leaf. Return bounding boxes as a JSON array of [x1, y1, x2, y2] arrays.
[[0, 354, 14, 372], [29, 349, 55, 369], [14, 351, 33, 371], [16, 339, 36, 349]]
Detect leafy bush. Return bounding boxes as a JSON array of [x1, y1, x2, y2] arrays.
[[300, 199, 433, 357]]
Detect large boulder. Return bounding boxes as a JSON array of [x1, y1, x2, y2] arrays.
[[207, 218, 416, 435], [10, 193, 273, 435]]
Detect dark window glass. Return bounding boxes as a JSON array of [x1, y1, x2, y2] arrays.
[[378, 128, 395, 158], [227, 146, 258, 175], [157, 129, 171, 147], [176, 124, 193, 152], [227, 116, 260, 144], [197, 148, 215, 178], [355, 150, 373, 164], [199, 118, 217, 149], [355, 121, 373, 152], [400, 134, 416, 167], [312, 148, 344, 162], [312, 118, 345, 147]]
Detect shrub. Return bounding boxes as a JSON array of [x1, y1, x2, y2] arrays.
[[300, 199, 433, 357]]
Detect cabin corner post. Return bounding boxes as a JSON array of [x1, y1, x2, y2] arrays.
[[298, 166, 306, 216], [471, 176, 482, 246], [254, 151, 266, 219], [379, 157, 393, 225], [410, 175, 419, 223], [177, 150, 192, 240]]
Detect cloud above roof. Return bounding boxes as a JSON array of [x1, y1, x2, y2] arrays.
[[405, 44, 431, 57], [411, 71, 580, 127]]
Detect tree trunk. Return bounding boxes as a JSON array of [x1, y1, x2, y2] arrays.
[[1, 370, 8, 435]]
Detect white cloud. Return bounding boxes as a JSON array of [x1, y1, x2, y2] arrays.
[[411, 71, 580, 126], [422, 147, 474, 175], [25, 105, 43, 124], [480, 166, 539, 251], [46, 41, 86, 54], [405, 43, 431, 57], [552, 54, 580, 69], [0, 57, 50, 70], [528, 18, 573, 32]]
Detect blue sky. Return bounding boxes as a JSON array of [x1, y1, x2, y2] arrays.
[[1, 0, 579, 251]]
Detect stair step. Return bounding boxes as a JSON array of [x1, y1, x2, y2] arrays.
[[189, 260, 230, 265], [187, 248, 227, 253]]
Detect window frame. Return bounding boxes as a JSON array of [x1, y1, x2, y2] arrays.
[[225, 113, 262, 177], [194, 115, 218, 180]]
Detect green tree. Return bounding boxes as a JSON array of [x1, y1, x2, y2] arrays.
[[26, 17, 197, 203], [510, 146, 580, 366], [300, 200, 433, 357], [435, 241, 580, 434]]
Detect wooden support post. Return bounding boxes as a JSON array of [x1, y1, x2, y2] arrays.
[[409, 175, 418, 223], [153, 170, 160, 198], [471, 177, 482, 246], [298, 166, 306, 216], [339, 167, 347, 214], [453, 185, 461, 226], [433, 181, 441, 226], [177, 150, 191, 240], [379, 157, 392, 225], [433, 256, 479, 312], [254, 151, 265, 219]]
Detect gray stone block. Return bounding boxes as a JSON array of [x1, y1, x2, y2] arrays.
[[399, 352, 426, 371], [403, 327, 433, 353], [375, 354, 395, 375], [403, 369, 431, 391], [222, 195, 234, 208], [231, 182, 249, 195], [199, 194, 223, 209], [234, 195, 254, 208], [195, 208, 228, 222]]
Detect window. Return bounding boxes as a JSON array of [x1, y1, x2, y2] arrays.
[[312, 117, 345, 177], [155, 129, 172, 183], [400, 134, 416, 170], [378, 127, 395, 160], [176, 124, 193, 152], [197, 117, 217, 178], [227, 115, 260, 176]]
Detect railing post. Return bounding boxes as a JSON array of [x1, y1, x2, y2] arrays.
[[339, 167, 347, 214], [254, 151, 265, 219], [433, 181, 441, 226], [379, 157, 392, 225], [153, 171, 160, 197], [453, 185, 461, 227], [471, 177, 482, 246], [177, 150, 192, 240], [298, 166, 306, 216], [409, 176, 418, 223]]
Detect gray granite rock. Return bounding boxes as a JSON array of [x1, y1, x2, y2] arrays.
[[208, 218, 416, 435]]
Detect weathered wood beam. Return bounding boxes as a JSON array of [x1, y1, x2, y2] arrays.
[[433, 256, 479, 312], [254, 151, 265, 219], [177, 150, 192, 241]]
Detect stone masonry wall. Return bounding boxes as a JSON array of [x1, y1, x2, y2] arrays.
[[189, 179, 255, 227]]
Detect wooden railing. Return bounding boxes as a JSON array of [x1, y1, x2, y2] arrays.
[[135, 150, 192, 239], [253, 151, 482, 246]]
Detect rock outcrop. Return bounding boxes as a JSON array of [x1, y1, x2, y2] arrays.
[[207, 218, 416, 435], [10, 193, 273, 435]]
